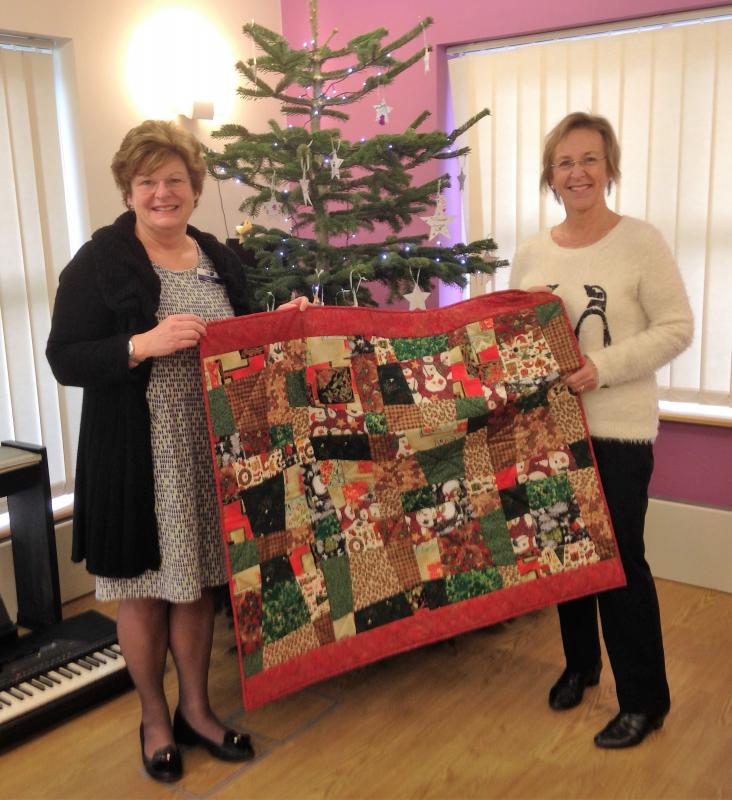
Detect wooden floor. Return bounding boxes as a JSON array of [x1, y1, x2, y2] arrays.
[[1, 578, 730, 800]]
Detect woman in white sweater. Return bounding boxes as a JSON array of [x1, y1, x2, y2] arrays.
[[510, 112, 693, 748]]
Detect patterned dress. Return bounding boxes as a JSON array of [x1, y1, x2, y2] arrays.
[[97, 248, 233, 602]]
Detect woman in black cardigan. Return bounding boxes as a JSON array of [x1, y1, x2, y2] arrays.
[[47, 120, 304, 782]]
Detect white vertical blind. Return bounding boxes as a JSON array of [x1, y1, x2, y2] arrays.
[[448, 11, 732, 408], [0, 43, 78, 496]]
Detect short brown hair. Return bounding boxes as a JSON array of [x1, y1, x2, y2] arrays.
[[540, 112, 621, 201], [111, 120, 206, 207]]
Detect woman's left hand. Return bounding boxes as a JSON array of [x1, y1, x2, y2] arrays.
[[276, 296, 310, 312], [565, 356, 599, 395]]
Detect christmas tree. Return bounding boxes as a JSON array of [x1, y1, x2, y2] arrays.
[[207, 0, 505, 308]]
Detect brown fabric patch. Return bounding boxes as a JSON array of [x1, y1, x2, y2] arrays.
[[542, 315, 582, 375], [351, 354, 384, 412], [312, 612, 336, 645], [224, 373, 268, 432], [487, 421, 517, 471], [569, 467, 614, 542], [548, 384, 587, 444], [384, 404, 422, 432], [392, 456, 428, 492], [386, 539, 421, 589], [255, 530, 288, 561], [264, 364, 292, 426], [263, 623, 320, 669], [464, 429, 494, 482], [349, 548, 403, 611], [420, 398, 458, 431], [369, 433, 399, 463]]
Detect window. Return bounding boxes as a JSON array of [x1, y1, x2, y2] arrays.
[[448, 8, 732, 417], [1, 35, 80, 515]]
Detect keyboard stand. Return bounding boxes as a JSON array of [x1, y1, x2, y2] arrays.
[[0, 441, 62, 635]]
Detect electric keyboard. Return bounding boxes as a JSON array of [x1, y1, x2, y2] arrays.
[[0, 610, 131, 748]]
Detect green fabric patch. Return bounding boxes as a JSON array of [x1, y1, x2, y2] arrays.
[[270, 423, 294, 448], [401, 485, 437, 514], [262, 579, 310, 644], [455, 396, 488, 420], [229, 539, 260, 572], [526, 473, 573, 509], [415, 437, 465, 485], [479, 510, 516, 566], [286, 370, 308, 406], [516, 384, 549, 412], [208, 387, 236, 437], [314, 514, 341, 540], [321, 555, 353, 618], [536, 300, 562, 326], [365, 412, 388, 433], [445, 567, 503, 602], [392, 334, 449, 361], [244, 649, 263, 676]]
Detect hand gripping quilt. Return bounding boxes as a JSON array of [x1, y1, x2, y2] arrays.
[[199, 291, 624, 709]]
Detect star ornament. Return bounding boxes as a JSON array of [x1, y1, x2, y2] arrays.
[[404, 283, 430, 310], [373, 99, 393, 126], [330, 152, 344, 180], [421, 209, 454, 240]]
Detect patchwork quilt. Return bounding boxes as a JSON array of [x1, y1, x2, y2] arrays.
[[200, 291, 624, 710]]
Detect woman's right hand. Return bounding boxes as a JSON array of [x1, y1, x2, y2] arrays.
[[130, 314, 207, 361]]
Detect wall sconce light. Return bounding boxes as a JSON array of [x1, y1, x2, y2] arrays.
[[126, 8, 234, 121], [187, 100, 215, 120]]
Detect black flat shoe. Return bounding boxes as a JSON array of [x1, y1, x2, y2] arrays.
[[548, 663, 601, 710], [594, 711, 666, 749], [139, 723, 183, 783], [173, 708, 255, 762]]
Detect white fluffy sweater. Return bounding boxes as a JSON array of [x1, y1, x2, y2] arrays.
[[510, 216, 693, 441]]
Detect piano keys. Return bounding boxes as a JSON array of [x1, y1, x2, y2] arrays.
[[0, 610, 132, 748]]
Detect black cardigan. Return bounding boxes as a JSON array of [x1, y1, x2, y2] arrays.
[[46, 211, 252, 578]]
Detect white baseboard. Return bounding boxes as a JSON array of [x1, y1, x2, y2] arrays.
[[0, 519, 95, 623], [646, 498, 732, 593]]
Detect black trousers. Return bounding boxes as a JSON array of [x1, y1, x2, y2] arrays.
[[557, 438, 671, 715]]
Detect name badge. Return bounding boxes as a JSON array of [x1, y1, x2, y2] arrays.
[[197, 265, 223, 284]]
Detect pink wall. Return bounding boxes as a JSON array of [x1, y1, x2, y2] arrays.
[[280, 0, 732, 509]]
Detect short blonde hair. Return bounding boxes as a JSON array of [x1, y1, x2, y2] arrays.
[[111, 120, 206, 207], [540, 112, 621, 201]]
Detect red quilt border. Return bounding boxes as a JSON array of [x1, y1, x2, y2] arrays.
[[240, 558, 624, 709]]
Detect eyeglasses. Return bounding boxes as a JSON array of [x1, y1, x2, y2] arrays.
[[551, 155, 606, 172]]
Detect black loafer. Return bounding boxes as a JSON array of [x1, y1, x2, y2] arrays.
[[594, 711, 666, 749], [139, 723, 183, 783], [173, 708, 255, 762], [548, 663, 601, 710]]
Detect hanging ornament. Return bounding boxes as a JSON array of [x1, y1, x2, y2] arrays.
[[264, 171, 283, 216], [404, 268, 430, 310], [235, 220, 253, 243], [421, 185, 454, 240], [373, 84, 393, 126], [458, 156, 467, 192], [330, 139, 344, 180], [300, 149, 312, 206], [348, 270, 363, 307], [312, 269, 325, 305], [420, 20, 431, 74]]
